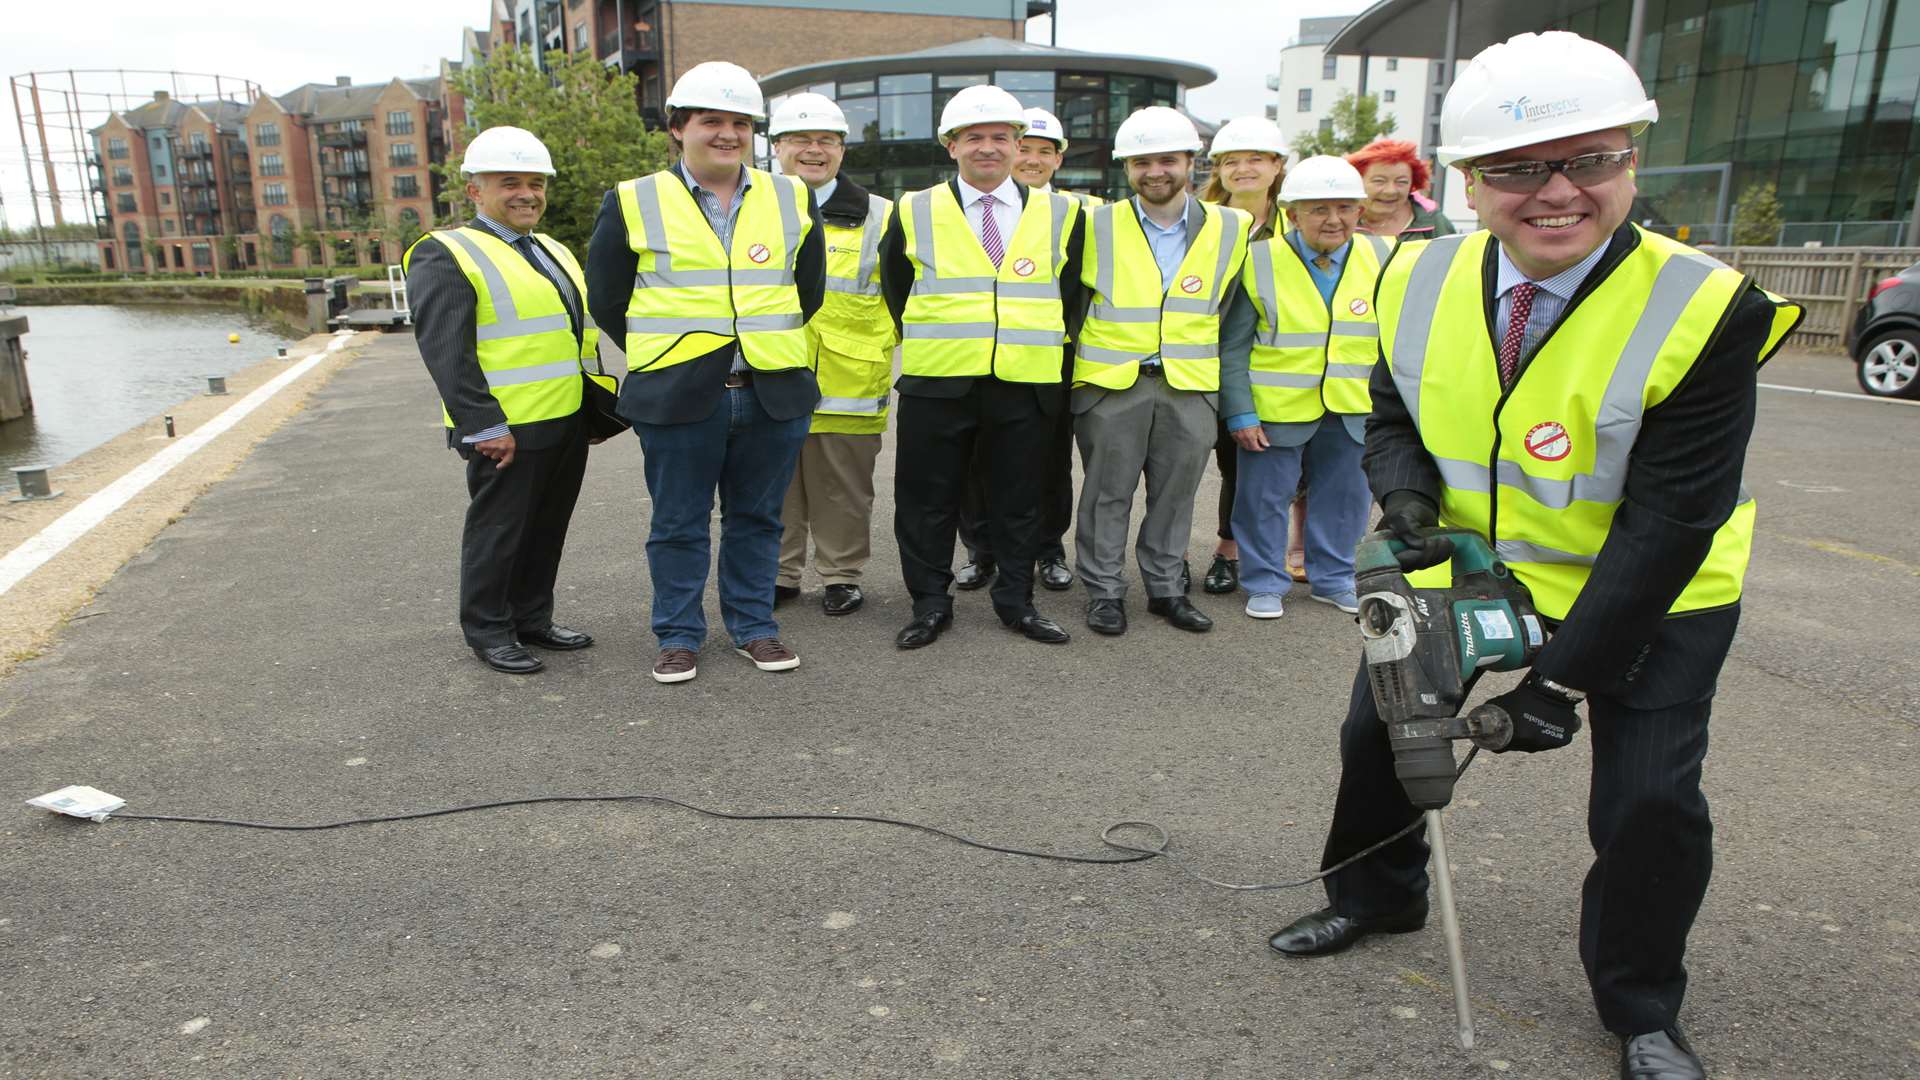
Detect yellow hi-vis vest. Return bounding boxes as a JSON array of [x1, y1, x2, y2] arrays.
[[405, 226, 598, 429], [809, 191, 898, 435], [1074, 199, 1250, 392], [616, 167, 812, 373], [1242, 231, 1392, 421], [1376, 226, 1804, 619], [898, 183, 1077, 383]]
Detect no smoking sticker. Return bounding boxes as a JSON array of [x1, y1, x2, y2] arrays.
[[1012, 257, 1036, 277], [1180, 274, 1204, 295], [1349, 298, 1370, 316], [747, 243, 771, 264], [1524, 421, 1572, 462]]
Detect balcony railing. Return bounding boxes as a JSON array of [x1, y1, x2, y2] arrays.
[[177, 143, 213, 160], [325, 190, 374, 211], [601, 28, 660, 68], [180, 171, 215, 188], [322, 158, 372, 177], [318, 129, 368, 148]]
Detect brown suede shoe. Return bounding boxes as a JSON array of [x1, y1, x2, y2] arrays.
[[735, 637, 800, 671], [652, 647, 698, 684]]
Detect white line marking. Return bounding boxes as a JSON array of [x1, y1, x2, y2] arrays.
[[0, 333, 356, 598], [1759, 382, 1920, 407]]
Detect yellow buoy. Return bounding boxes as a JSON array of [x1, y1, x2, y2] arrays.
[[227, 333, 240, 343]]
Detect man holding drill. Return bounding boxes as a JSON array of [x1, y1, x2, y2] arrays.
[[1265, 32, 1801, 1080]]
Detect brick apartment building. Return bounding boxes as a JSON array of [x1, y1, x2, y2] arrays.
[[90, 73, 464, 274], [472, 0, 1053, 122]]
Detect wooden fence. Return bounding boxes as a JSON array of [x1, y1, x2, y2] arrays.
[[1718, 247, 1916, 351]]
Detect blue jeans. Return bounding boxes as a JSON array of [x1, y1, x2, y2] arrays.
[[1231, 420, 1371, 598], [636, 388, 809, 652]]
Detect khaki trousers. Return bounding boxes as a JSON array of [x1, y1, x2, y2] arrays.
[[778, 431, 883, 586]]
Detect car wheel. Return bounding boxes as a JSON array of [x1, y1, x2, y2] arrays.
[[1857, 330, 1920, 399]]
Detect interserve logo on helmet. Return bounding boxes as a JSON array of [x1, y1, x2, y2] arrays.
[[1496, 96, 1583, 123]]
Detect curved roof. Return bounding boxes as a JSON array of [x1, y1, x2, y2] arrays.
[[761, 36, 1216, 96], [1324, 0, 1593, 59]]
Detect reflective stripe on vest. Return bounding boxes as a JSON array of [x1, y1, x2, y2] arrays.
[[1376, 226, 1804, 618], [1074, 200, 1249, 392], [1242, 231, 1389, 421], [811, 192, 898, 422], [617, 168, 811, 373], [406, 226, 596, 429], [898, 184, 1076, 383]]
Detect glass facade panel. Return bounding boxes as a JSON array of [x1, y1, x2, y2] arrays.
[[1658, 0, 1708, 78], [1008, 89, 1056, 113], [1892, 0, 1920, 48], [877, 92, 932, 141], [1685, 68, 1747, 161], [840, 79, 876, 96], [995, 70, 1053, 90], [841, 96, 878, 144], [878, 73, 932, 94], [940, 73, 989, 88]]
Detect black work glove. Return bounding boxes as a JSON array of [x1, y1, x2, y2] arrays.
[[1473, 676, 1583, 753], [1377, 490, 1453, 571]]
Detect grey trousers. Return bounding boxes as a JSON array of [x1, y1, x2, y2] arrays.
[[1072, 375, 1217, 600]]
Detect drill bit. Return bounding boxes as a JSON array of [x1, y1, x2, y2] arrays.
[[1426, 808, 1475, 1050]]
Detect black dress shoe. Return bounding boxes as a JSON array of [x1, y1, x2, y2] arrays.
[[1086, 597, 1127, 635], [1620, 1028, 1705, 1080], [1147, 594, 1213, 632], [1203, 554, 1239, 594], [823, 583, 863, 615], [896, 611, 951, 649], [954, 559, 995, 591], [473, 642, 544, 674], [1007, 612, 1070, 644], [520, 624, 594, 650], [1267, 902, 1427, 957], [1038, 557, 1074, 591], [774, 584, 800, 607]]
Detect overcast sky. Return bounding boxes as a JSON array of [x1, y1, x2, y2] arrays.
[[0, 0, 1366, 230]]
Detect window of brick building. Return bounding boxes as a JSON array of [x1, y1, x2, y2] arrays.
[[257, 121, 280, 146], [1386, 58, 1399, 71], [116, 193, 136, 212], [160, 191, 171, 205], [389, 142, 418, 167], [113, 167, 132, 186], [108, 137, 128, 159], [386, 110, 414, 136], [263, 183, 288, 206], [1298, 88, 1313, 112], [393, 174, 419, 198], [162, 219, 174, 235], [1384, 90, 1397, 102], [260, 153, 283, 176]]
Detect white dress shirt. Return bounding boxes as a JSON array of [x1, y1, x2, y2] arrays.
[[957, 174, 1022, 251]]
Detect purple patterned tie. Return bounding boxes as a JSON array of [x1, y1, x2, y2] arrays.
[[978, 194, 1004, 268], [1497, 282, 1536, 388]]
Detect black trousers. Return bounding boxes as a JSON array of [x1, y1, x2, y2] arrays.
[[1316, 606, 1738, 1036], [895, 381, 1050, 623], [1213, 416, 1237, 541], [958, 394, 1074, 564], [458, 419, 589, 648]]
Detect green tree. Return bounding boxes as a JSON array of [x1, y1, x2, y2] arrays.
[[439, 46, 672, 253], [1732, 180, 1784, 247], [1289, 91, 1398, 158]]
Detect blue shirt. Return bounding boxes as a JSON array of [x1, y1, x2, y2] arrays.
[[1221, 232, 1354, 435], [1493, 239, 1609, 359], [1133, 195, 1194, 368], [463, 212, 583, 445], [679, 162, 754, 372]]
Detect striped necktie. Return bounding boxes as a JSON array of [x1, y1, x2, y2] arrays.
[[1497, 282, 1537, 388], [977, 194, 1004, 268]]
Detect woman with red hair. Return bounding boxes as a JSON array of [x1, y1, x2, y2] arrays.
[[1347, 140, 1455, 239]]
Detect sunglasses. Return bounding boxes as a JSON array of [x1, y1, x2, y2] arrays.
[[1472, 148, 1635, 193]]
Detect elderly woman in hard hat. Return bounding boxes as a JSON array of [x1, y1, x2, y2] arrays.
[[1196, 116, 1288, 598], [1216, 155, 1391, 621], [1347, 138, 1455, 240], [1266, 33, 1803, 1080]]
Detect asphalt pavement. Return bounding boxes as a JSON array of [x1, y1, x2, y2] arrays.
[[1, 338, 1914, 1079]]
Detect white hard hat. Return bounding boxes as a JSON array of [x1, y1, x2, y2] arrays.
[[939, 85, 1028, 142], [1437, 31, 1657, 167], [1022, 107, 1068, 149], [1278, 156, 1367, 202], [1208, 116, 1287, 159], [666, 60, 767, 121], [769, 93, 848, 137], [460, 126, 554, 176], [1112, 106, 1202, 159]]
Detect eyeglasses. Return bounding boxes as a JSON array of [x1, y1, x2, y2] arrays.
[[778, 135, 844, 150], [1472, 148, 1635, 193]]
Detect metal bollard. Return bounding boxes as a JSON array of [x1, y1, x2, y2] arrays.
[[10, 464, 62, 502], [165, 415, 176, 437], [206, 375, 228, 396]]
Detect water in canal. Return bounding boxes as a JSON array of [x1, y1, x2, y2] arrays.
[[0, 304, 301, 474]]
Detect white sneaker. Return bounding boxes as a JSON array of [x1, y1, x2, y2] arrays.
[[1245, 593, 1285, 619]]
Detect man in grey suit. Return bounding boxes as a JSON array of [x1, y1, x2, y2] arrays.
[[1071, 107, 1249, 636]]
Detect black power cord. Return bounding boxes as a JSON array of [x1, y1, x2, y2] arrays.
[[110, 748, 1479, 891]]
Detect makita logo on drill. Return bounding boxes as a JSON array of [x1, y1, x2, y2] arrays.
[[1497, 96, 1582, 123], [1459, 612, 1477, 658]]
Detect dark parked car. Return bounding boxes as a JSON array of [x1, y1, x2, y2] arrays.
[[1847, 260, 1920, 398]]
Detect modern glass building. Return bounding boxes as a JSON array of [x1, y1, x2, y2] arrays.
[[760, 37, 1218, 201], [1328, 0, 1920, 244]]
